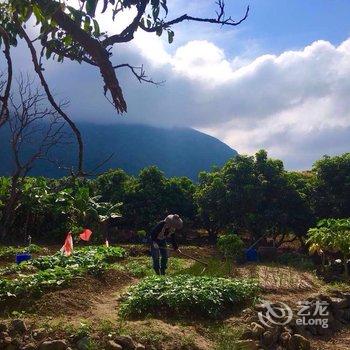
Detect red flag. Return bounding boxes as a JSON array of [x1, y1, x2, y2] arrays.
[[79, 229, 92, 241], [60, 232, 73, 256]]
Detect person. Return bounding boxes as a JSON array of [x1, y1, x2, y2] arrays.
[[150, 214, 183, 275]]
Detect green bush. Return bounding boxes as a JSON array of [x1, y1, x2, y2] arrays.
[[217, 232, 244, 260], [120, 275, 259, 319], [136, 230, 147, 239], [277, 252, 314, 270]]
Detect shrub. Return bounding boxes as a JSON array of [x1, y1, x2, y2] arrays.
[[307, 218, 350, 278], [217, 232, 244, 260], [136, 230, 147, 239], [120, 275, 259, 319], [277, 252, 314, 270]]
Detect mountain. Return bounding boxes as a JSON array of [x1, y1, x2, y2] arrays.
[[0, 123, 237, 180]]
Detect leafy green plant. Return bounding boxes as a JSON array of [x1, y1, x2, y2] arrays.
[[0, 245, 127, 301], [120, 275, 259, 319], [307, 218, 350, 278], [0, 265, 79, 301], [217, 232, 244, 260], [29, 246, 126, 270], [136, 230, 147, 242]]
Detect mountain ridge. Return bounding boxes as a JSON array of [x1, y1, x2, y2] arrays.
[[0, 123, 238, 180]]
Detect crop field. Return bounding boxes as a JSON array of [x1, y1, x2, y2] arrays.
[[0, 244, 349, 350]]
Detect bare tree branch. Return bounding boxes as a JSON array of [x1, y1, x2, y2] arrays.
[[114, 63, 164, 85], [0, 24, 13, 128], [140, 2, 250, 33], [16, 21, 85, 176], [102, 1, 249, 46], [102, 0, 148, 46]]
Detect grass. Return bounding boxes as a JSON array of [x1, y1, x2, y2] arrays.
[[112, 256, 192, 278], [177, 258, 231, 277], [207, 324, 245, 350], [321, 280, 350, 293], [120, 275, 260, 319]]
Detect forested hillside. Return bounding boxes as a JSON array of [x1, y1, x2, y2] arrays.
[[0, 123, 237, 180]]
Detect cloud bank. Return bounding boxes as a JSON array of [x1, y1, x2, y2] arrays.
[[5, 14, 350, 170], [127, 35, 350, 169]]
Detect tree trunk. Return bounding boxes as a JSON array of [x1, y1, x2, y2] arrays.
[[208, 228, 218, 245], [344, 255, 349, 280], [0, 176, 21, 242]]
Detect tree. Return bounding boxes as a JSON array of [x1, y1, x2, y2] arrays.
[[195, 150, 315, 245], [94, 168, 132, 203], [0, 74, 68, 240], [0, 0, 249, 174], [195, 170, 229, 243], [121, 166, 167, 229], [164, 176, 196, 222], [312, 153, 350, 219]]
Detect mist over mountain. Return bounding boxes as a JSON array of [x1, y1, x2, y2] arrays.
[[0, 123, 237, 180]]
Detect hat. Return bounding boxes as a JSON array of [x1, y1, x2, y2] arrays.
[[165, 214, 183, 230]]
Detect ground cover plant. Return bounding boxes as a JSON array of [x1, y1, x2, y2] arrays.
[[120, 275, 260, 319], [0, 244, 43, 260], [0, 245, 127, 301]]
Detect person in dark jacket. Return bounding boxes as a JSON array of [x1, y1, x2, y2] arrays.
[[150, 214, 183, 275]]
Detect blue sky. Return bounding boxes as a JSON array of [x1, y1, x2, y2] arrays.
[[225, 0, 350, 53], [5, 0, 350, 170]]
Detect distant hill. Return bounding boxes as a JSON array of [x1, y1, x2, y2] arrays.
[[0, 123, 237, 180]]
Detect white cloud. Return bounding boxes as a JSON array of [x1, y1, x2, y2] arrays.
[[120, 35, 350, 169], [9, 8, 350, 170]]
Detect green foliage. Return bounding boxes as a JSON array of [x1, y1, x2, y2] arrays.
[[0, 265, 79, 301], [0, 245, 127, 300], [1, 150, 350, 245], [276, 252, 314, 270], [0, 244, 43, 260], [30, 246, 126, 270], [217, 232, 244, 260], [312, 153, 350, 219], [136, 230, 147, 239], [307, 218, 350, 277], [207, 324, 244, 350], [195, 150, 314, 242], [1, 0, 175, 65], [120, 275, 259, 319], [0, 176, 122, 241]]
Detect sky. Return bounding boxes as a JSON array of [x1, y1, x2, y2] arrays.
[[6, 0, 350, 170]]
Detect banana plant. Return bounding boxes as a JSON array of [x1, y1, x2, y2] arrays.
[[87, 196, 122, 223]]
